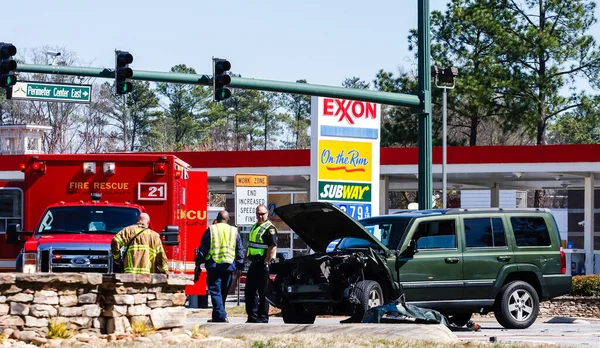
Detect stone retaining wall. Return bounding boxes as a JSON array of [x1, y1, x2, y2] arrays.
[[0, 273, 192, 335], [539, 296, 600, 318]]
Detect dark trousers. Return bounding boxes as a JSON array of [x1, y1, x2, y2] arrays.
[[245, 261, 270, 323], [207, 267, 233, 321]]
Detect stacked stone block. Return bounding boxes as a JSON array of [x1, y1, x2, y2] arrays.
[[0, 273, 192, 335], [100, 274, 189, 334]]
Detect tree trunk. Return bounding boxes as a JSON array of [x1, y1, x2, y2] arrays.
[[533, 190, 542, 208], [295, 115, 299, 149], [469, 117, 478, 146]]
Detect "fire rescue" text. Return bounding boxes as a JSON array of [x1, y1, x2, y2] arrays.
[[68, 182, 130, 190]]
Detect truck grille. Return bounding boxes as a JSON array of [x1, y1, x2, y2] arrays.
[[39, 244, 112, 273]]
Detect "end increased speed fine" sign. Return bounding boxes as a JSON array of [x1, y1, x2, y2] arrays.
[[234, 174, 268, 226]]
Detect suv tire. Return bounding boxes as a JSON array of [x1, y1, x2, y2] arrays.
[[352, 280, 384, 322], [447, 313, 472, 327], [494, 281, 539, 329], [281, 304, 317, 324]]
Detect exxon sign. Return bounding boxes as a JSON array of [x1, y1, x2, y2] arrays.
[[318, 98, 380, 128]]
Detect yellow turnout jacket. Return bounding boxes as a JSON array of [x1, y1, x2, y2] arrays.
[[111, 223, 169, 274]]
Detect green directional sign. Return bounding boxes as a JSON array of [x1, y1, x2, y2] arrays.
[[10, 81, 92, 103]]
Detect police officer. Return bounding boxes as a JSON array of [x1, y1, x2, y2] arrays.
[[195, 210, 244, 323], [245, 204, 278, 323]]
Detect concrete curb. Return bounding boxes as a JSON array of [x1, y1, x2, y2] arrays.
[[474, 315, 600, 325], [201, 323, 458, 342], [545, 316, 600, 324]]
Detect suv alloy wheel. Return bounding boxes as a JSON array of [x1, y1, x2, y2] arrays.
[[494, 281, 539, 329]]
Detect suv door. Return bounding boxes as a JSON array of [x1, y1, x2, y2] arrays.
[[461, 214, 515, 301], [509, 214, 560, 274], [397, 217, 463, 303]]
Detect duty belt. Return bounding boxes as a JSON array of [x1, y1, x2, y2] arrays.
[[247, 242, 268, 249]]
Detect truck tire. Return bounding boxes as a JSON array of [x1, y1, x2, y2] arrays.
[[352, 280, 384, 322], [15, 253, 22, 273], [446, 313, 472, 327], [494, 281, 539, 329], [281, 304, 316, 324]]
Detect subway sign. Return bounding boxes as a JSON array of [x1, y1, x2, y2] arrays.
[[318, 181, 371, 203]]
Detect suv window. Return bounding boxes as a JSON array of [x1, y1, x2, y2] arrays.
[[510, 216, 551, 247], [359, 218, 411, 250], [464, 217, 507, 248], [413, 220, 456, 249]]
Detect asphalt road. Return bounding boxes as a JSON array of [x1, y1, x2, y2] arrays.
[[186, 313, 600, 347], [456, 317, 600, 347]]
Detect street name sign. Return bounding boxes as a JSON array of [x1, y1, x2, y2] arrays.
[[10, 81, 92, 103]]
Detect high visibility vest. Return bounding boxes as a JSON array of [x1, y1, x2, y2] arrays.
[[247, 221, 276, 257], [207, 223, 238, 264]]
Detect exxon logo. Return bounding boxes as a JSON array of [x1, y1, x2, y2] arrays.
[[322, 98, 377, 125]]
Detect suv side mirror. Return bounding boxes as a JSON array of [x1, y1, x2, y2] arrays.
[[401, 239, 417, 257], [161, 225, 180, 246], [6, 223, 21, 244]]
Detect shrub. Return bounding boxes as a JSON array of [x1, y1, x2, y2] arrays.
[[47, 320, 75, 339], [191, 323, 209, 338], [571, 275, 600, 297], [130, 318, 155, 335]]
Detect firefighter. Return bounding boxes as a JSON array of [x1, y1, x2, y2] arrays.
[[194, 210, 244, 323], [111, 213, 169, 274], [245, 204, 278, 323]]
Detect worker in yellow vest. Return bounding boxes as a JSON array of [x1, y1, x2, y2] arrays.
[[245, 204, 278, 323], [195, 210, 244, 323]]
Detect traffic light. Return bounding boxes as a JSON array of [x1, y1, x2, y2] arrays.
[[431, 65, 458, 85], [212, 58, 231, 101], [0, 42, 17, 89], [114, 50, 133, 95], [438, 67, 458, 84]]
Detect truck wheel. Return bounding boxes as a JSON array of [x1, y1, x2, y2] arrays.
[[15, 253, 22, 272], [352, 280, 384, 322], [281, 304, 316, 324], [447, 313, 472, 327], [494, 281, 539, 329]]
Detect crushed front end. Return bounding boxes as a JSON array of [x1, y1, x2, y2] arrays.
[[267, 251, 374, 315]]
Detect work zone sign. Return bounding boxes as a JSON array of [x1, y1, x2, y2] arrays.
[[235, 174, 268, 226], [318, 181, 371, 203]]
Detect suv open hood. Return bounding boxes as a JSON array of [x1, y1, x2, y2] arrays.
[[274, 202, 388, 253]]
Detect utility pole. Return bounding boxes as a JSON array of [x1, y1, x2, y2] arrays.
[[431, 65, 458, 208]]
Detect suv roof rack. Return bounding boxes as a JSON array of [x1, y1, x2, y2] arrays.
[[443, 207, 552, 214]]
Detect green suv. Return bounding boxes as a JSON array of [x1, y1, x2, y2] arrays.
[[267, 203, 571, 329]]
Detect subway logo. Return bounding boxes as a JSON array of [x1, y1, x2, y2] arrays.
[[318, 181, 371, 202]]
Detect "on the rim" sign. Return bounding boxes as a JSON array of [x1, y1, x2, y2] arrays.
[[235, 174, 268, 226]]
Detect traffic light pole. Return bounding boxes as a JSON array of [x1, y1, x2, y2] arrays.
[[15, 64, 421, 107], [417, 0, 432, 210]]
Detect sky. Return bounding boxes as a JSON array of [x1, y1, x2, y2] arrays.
[[5, 0, 600, 90], [4, 0, 451, 87]]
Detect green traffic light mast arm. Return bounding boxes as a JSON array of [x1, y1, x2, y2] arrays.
[[15, 64, 421, 108]]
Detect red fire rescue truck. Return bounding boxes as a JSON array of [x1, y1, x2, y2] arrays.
[[0, 153, 207, 296]]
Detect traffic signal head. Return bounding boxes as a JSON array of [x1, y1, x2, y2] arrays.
[[438, 67, 458, 84], [115, 50, 133, 95], [0, 42, 17, 88], [213, 58, 231, 101]]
